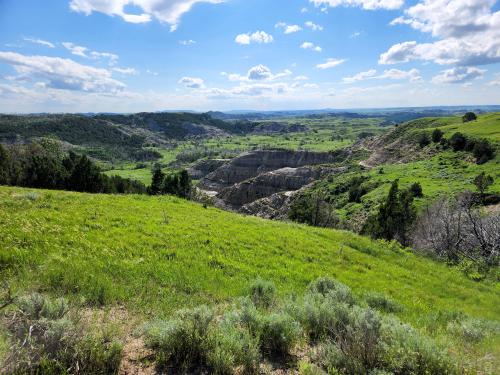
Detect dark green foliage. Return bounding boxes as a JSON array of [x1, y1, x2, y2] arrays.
[[409, 182, 424, 198], [472, 140, 495, 164], [149, 165, 164, 195], [364, 180, 416, 245], [432, 129, 444, 143], [450, 132, 467, 151], [462, 112, 477, 122], [3, 293, 123, 374], [288, 191, 338, 228], [0, 143, 146, 194], [249, 278, 276, 309], [473, 172, 494, 195], [417, 133, 431, 148], [364, 292, 403, 313], [161, 169, 192, 198]]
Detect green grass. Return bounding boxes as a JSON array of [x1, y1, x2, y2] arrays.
[[1, 186, 498, 320], [0, 186, 498, 369]]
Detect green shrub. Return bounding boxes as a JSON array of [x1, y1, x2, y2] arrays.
[[381, 317, 455, 374], [447, 317, 499, 343], [144, 305, 214, 370], [249, 278, 276, 309], [4, 293, 123, 375], [307, 277, 355, 305], [259, 312, 301, 357], [364, 292, 403, 313]]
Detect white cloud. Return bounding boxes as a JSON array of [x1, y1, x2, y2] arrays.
[[350, 31, 362, 38], [301, 7, 309, 13], [381, 0, 500, 66], [23, 37, 55, 48], [342, 69, 377, 83], [113, 67, 138, 75], [62, 42, 88, 57], [301, 42, 322, 52], [309, 0, 403, 11], [179, 76, 205, 89], [305, 21, 323, 31], [316, 58, 346, 69], [179, 39, 196, 45], [235, 31, 273, 45], [343, 68, 422, 83], [294, 75, 309, 80], [303, 83, 319, 89], [222, 65, 292, 82], [431, 66, 485, 84], [488, 73, 500, 86], [146, 69, 159, 76], [275, 22, 302, 34], [69, 0, 224, 31], [0, 51, 125, 93], [62, 42, 119, 65]]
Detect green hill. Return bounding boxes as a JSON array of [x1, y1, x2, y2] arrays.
[[0, 186, 498, 371]]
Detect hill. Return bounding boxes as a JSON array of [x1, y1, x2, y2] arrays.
[[0, 185, 498, 372]]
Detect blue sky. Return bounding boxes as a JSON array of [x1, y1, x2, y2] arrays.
[[0, 0, 499, 112]]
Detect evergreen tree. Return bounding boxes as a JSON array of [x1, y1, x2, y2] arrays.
[[149, 165, 165, 195], [0, 144, 9, 185], [473, 172, 494, 196]]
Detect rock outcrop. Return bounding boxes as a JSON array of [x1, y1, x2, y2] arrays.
[[239, 191, 298, 219], [217, 166, 346, 208], [187, 159, 229, 180], [199, 149, 349, 192]]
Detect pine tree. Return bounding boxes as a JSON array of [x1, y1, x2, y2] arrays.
[[149, 165, 164, 195]]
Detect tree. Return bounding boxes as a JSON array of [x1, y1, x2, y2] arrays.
[[0, 144, 9, 185], [364, 180, 417, 246], [431, 129, 444, 143], [473, 172, 494, 195], [417, 133, 430, 148], [149, 165, 165, 195], [462, 112, 477, 122], [409, 182, 423, 198]]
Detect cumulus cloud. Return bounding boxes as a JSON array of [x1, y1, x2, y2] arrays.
[[179, 39, 196, 45], [113, 67, 138, 75], [431, 67, 485, 84], [316, 58, 346, 69], [301, 42, 322, 52], [0, 51, 125, 93], [222, 65, 292, 82], [488, 73, 500, 86], [381, 0, 500, 66], [343, 68, 422, 83], [309, 0, 403, 10], [294, 75, 309, 81], [69, 0, 224, 31], [275, 22, 302, 34], [179, 76, 205, 89], [62, 42, 119, 65], [235, 31, 273, 45], [23, 37, 55, 48], [305, 21, 323, 31]]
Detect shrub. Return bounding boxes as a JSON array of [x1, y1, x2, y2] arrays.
[[4, 293, 123, 374], [417, 133, 431, 148], [409, 182, 423, 198], [472, 140, 495, 164], [449, 132, 467, 151], [432, 129, 444, 143], [249, 278, 276, 309], [364, 292, 403, 313], [259, 312, 301, 357], [380, 317, 455, 374]]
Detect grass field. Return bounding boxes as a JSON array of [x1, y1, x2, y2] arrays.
[[1, 186, 498, 358]]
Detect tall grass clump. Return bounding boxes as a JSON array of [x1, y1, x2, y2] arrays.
[[2, 293, 123, 374], [249, 278, 276, 309], [364, 292, 403, 313]]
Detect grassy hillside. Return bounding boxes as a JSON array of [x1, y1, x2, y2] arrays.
[[0, 186, 498, 318], [0, 186, 499, 371]]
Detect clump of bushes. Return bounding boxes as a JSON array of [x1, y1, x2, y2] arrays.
[[2, 293, 123, 374], [364, 292, 403, 313], [143, 277, 457, 374], [447, 132, 495, 164]]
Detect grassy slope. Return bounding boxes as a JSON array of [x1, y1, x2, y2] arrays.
[[1, 186, 498, 324]]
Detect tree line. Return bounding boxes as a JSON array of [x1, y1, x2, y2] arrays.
[[0, 141, 146, 194]]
